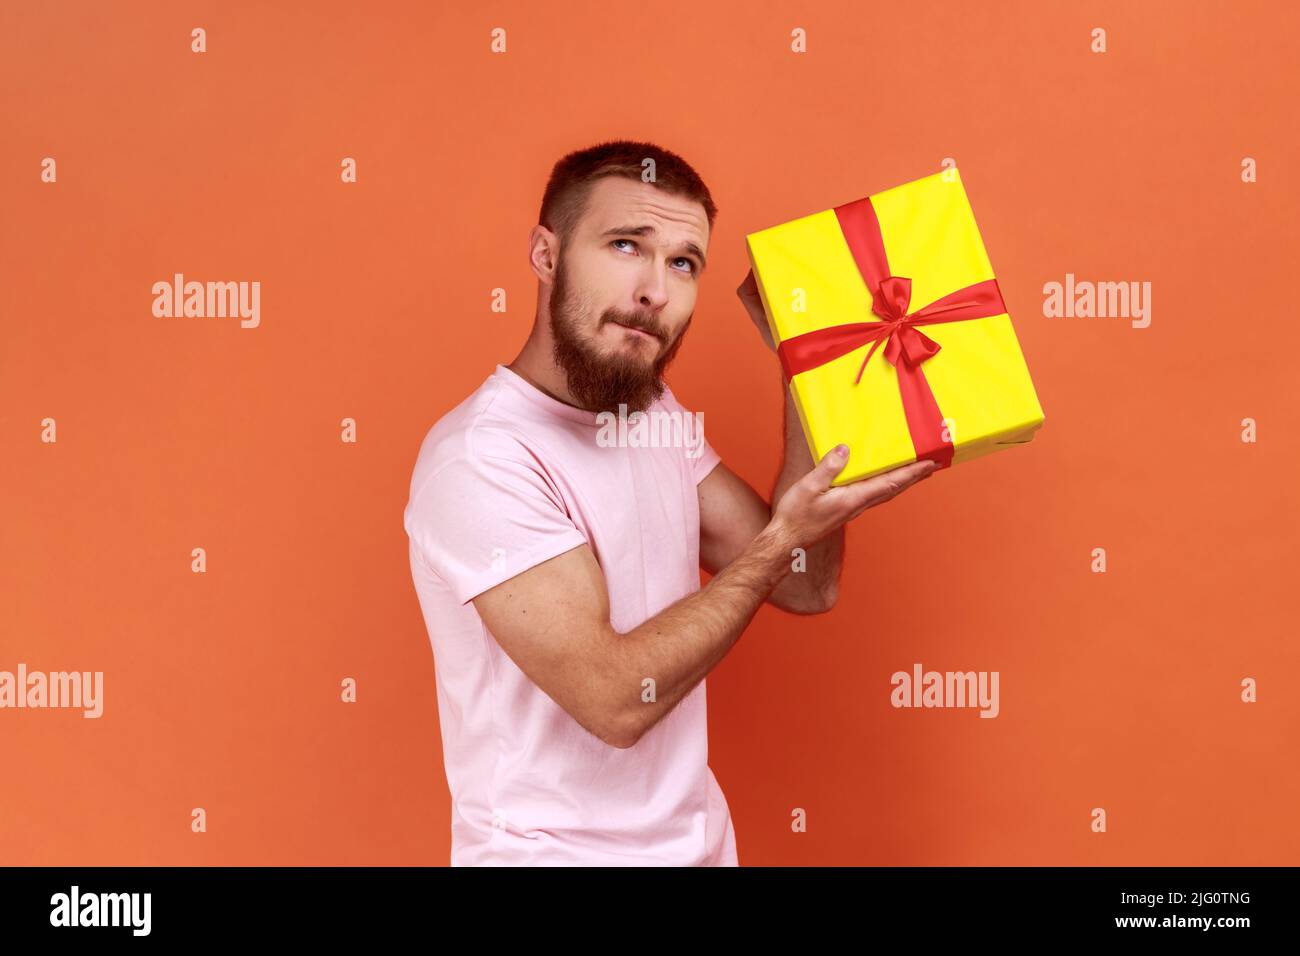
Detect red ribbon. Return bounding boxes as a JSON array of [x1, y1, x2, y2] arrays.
[[775, 196, 1007, 470]]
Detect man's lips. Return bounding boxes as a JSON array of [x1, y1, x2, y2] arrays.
[[611, 321, 659, 342]]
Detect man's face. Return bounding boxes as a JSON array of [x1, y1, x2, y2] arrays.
[[547, 176, 709, 414]]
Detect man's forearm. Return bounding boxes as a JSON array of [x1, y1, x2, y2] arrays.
[[607, 521, 794, 746], [766, 373, 845, 612]]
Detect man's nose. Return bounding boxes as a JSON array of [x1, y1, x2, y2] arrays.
[[634, 261, 671, 311]]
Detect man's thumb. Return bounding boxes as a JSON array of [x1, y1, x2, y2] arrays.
[[813, 444, 850, 488]]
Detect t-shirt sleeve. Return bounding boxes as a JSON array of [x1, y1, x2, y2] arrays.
[[659, 386, 722, 485], [405, 452, 589, 605]]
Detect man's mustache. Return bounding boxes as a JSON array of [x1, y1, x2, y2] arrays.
[[603, 312, 666, 342]]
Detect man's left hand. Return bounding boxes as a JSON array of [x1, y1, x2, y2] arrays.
[[736, 269, 775, 352]]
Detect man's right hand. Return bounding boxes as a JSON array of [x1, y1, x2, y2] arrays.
[[768, 445, 938, 551]]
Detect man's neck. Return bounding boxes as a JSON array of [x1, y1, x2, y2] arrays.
[[506, 322, 581, 409]]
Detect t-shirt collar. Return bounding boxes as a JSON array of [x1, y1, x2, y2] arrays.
[[493, 364, 604, 426]]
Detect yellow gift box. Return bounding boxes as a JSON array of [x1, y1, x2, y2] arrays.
[[745, 168, 1045, 486]]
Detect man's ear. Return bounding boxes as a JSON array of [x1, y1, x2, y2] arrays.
[[528, 225, 560, 283]]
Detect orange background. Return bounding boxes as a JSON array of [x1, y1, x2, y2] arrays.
[[2, 0, 1296, 866]]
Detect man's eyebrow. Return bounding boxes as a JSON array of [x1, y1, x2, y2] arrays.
[[600, 224, 708, 272]]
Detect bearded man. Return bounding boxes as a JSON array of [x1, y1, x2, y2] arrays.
[[403, 139, 936, 866]]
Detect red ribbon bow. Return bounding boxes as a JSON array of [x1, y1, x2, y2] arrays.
[[775, 196, 1007, 469]]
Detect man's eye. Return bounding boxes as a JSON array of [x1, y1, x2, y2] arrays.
[[611, 240, 695, 276]]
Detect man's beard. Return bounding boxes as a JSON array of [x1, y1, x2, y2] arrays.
[[548, 255, 691, 414]]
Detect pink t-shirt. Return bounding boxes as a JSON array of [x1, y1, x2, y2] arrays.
[[403, 363, 738, 866]]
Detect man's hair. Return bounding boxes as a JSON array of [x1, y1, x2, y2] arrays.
[[538, 140, 718, 247]]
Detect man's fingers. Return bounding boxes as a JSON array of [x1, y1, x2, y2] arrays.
[[832, 458, 938, 509], [897, 458, 941, 483], [736, 268, 757, 297]]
